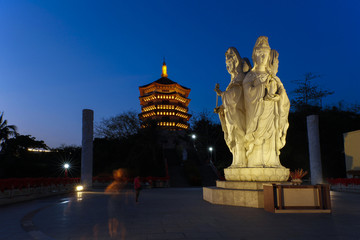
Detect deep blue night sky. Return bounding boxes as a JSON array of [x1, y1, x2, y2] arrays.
[[1, 0, 359, 147]]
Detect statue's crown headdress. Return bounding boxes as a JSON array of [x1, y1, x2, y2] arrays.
[[254, 36, 270, 50]]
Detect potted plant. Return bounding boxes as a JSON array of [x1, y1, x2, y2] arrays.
[[290, 169, 308, 185]]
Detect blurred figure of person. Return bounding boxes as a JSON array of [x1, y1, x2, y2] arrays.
[[134, 176, 142, 203], [105, 168, 128, 193]]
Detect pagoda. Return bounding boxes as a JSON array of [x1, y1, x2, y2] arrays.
[[139, 61, 191, 130]]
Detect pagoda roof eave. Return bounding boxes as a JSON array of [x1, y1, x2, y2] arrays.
[[139, 77, 190, 90], [139, 91, 191, 98], [139, 110, 192, 116]]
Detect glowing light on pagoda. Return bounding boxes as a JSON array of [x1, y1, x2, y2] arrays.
[[138, 59, 191, 130], [161, 60, 168, 78]]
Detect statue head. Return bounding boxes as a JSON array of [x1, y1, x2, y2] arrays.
[[225, 47, 242, 75], [252, 36, 271, 71], [268, 49, 279, 75]]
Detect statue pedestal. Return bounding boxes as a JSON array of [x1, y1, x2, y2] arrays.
[[203, 180, 288, 208], [224, 167, 290, 181]]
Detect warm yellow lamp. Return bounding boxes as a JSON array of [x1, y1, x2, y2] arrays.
[[161, 60, 168, 78]]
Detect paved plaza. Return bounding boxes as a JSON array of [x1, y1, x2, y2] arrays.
[[0, 187, 360, 240]]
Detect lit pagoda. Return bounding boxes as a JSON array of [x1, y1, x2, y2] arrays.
[[139, 60, 191, 130]]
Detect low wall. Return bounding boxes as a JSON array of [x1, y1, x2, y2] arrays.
[[0, 178, 80, 205], [0, 176, 170, 204], [328, 178, 360, 193]]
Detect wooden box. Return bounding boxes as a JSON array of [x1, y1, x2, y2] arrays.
[[264, 184, 331, 213]]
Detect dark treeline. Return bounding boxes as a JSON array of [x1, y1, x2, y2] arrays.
[[282, 106, 360, 178], [1, 106, 360, 179], [93, 123, 165, 178], [190, 106, 360, 179]]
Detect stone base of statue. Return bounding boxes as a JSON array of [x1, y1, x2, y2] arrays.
[[224, 167, 290, 181], [203, 180, 288, 208]]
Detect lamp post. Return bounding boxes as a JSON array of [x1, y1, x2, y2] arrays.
[[191, 134, 198, 151], [208, 147, 220, 179], [64, 163, 70, 178], [209, 147, 213, 163]]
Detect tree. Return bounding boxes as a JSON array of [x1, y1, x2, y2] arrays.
[[0, 112, 17, 150], [1, 134, 49, 157], [0, 135, 50, 178], [95, 111, 140, 139], [93, 113, 167, 176], [291, 73, 334, 111], [332, 100, 360, 114]]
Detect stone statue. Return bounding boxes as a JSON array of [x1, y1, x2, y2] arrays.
[[214, 47, 251, 168], [215, 36, 290, 181], [243, 37, 290, 168]]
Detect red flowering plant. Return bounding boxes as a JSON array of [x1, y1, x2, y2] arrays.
[[290, 169, 308, 180]]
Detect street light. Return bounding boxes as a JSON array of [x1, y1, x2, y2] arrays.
[[191, 134, 198, 151], [64, 163, 70, 178], [209, 147, 213, 163]]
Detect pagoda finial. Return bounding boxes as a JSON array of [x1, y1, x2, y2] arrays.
[[161, 58, 168, 78]]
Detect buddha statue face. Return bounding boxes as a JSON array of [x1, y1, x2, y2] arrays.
[[225, 47, 241, 75], [254, 48, 270, 69], [226, 54, 236, 74]]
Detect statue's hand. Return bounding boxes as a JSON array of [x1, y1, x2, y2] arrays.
[[253, 78, 263, 87], [214, 83, 222, 96], [214, 106, 224, 114], [265, 94, 280, 102]]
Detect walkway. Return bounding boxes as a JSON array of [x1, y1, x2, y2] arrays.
[[0, 188, 360, 240]]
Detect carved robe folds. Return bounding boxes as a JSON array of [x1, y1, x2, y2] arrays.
[[217, 36, 290, 182], [219, 81, 246, 168]]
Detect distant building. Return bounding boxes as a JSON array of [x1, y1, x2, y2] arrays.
[[138, 61, 191, 130]]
